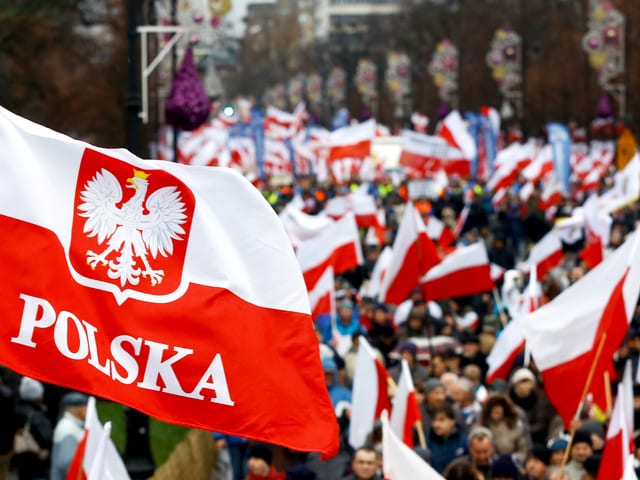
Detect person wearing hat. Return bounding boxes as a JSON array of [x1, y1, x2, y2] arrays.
[[563, 429, 593, 480], [50, 392, 88, 480], [244, 443, 284, 480], [491, 454, 520, 480], [508, 368, 561, 447], [458, 332, 488, 379], [523, 446, 550, 480], [12, 376, 53, 480]]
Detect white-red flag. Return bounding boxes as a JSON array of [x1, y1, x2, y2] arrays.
[[522, 230, 640, 428], [349, 336, 392, 449], [381, 410, 445, 480], [390, 359, 421, 448], [579, 194, 612, 269], [296, 212, 363, 290], [323, 186, 379, 228], [66, 396, 130, 480], [379, 204, 440, 305], [0, 107, 339, 457], [526, 229, 564, 279], [425, 216, 455, 250], [597, 361, 634, 480], [308, 267, 335, 321], [436, 110, 477, 160], [278, 203, 334, 249], [363, 246, 392, 301], [419, 242, 494, 302], [327, 119, 375, 164], [522, 145, 554, 183]]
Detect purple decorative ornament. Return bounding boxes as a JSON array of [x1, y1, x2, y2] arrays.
[[192, 11, 204, 23], [165, 48, 211, 131], [437, 101, 451, 120], [603, 26, 620, 46], [596, 92, 614, 119]]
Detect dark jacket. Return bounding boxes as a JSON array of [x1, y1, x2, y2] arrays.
[[426, 427, 468, 474]]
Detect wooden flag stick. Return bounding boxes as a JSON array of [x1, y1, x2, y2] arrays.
[[415, 420, 427, 450], [604, 370, 613, 418], [559, 332, 608, 476]]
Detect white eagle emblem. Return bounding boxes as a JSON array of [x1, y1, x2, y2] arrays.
[[77, 168, 187, 287]]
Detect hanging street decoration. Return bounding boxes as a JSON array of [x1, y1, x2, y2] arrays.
[[429, 39, 459, 108], [386, 51, 412, 120], [327, 67, 347, 110], [486, 25, 523, 119]]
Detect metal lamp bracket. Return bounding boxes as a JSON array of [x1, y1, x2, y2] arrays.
[[137, 25, 186, 123]]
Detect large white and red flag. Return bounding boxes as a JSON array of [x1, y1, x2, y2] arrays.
[[424, 215, 456, 250], [526, 229, 564, 279], [398, 129, 469, 177], [381, 410, 445, 480], [363, 246, 392, 301], [436, 110, 477, 161], [65, 396, 130, 480], [390, 359, 421, 448], [296, 212, 363, 290], [327, 119, 375, 164], [522, 229, 640, 428], [0, 107, 339, 457], [349, 336, 392, 449], [419, 242, 494, 302], [596, 361, 634, 480], [378, 204, 441, 305]]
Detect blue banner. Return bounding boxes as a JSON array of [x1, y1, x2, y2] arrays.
[[547, 122, 571, 194]]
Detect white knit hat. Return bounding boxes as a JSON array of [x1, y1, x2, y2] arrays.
[[19, 376, 44, 401]]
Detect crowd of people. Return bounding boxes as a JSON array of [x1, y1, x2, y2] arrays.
[[2, 142, 640, 480]]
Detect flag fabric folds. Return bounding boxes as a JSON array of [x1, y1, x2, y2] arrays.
[[0, 107, 339, 457], [526, 229, 564, 279], [349, 336, 392, 449], [522, 229, 640, 428], [379, 204, 440, 305], [381, 410, 445, 480], [327, 119, 375, 163], [419, 242, 494, 302]]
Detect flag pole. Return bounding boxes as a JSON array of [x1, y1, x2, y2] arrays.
[[604, 370, 613, 418], [559, 332, 608, 475]]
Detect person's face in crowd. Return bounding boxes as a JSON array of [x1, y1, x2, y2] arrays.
[[430, 355, 447, 378], [351, 449, 377, 479], [339, 306, 352, 324], [372, 308, 387, 324], [589, 433, 604, 451], [550, 448, 565, 465], [432, 411, 456, 437], [462, 341, 480, 358], [426, 386, 447, 408], [513, 378, 535, 398], [569, 265, 585, 284], [247, 457, 270, 476], [570, 442, 593, 463], [525, 456, 548, 479], [469, 437, 494, 466], [408, 316, 423, 332], [324, 370, 334, 387], [489, 404, 505, 422], [400, 350, 416, 367]]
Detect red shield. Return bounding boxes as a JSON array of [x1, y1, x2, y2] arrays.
[[70, 148, 194, 299]]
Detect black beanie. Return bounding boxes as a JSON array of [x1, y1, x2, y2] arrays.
[[571, 429, 593, 449], [247, 444, 273, 465]]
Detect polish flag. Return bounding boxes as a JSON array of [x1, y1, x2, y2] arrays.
[[526, 229, 564, 279], [379, 204, 441, 305], [278, 203, 334, 249], [579, 195, 612, 269], [264, 106, 300, 140], [390, 359, 422, 448], [425, 216, 455, 249], [398, 130, 469, 178], [308, 267, 335, 321], [522, 230, 640, 428], [349, 336, 392, 449], [363, 246, 393, 301], [522, 145, 554, 183], [452, 203, 470, 238], [457, 311, 479, 330], [66, 396, 130, 480], [381, 410, 445, 480], [327, 119, 375, 164], [437, 110, 477, 160], [323, 187, 379, 228], [538, 177, 563, 211], [0, 107, 339, 457], [597, 361, 634, 480], [486, 316, 525, 384], [419, 242, 494, 302], [490, 263, 506, 283], [296, 212, 364, 290], [488, 141, 534, 191]]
